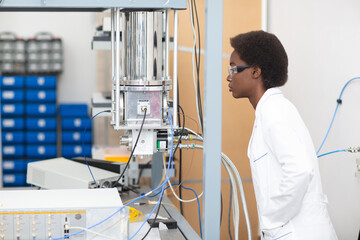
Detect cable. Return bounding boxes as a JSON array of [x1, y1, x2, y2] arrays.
[[192, 0, 203, 133], [112, 108, 147, 188], [83, 109, 111, 188], [177, 82, 184, 215], [187, 0, 202, 132], [228, 183, 233, 240], [68, 226, 118, 240], [140, 110, 174, 240], [317, 77, 360, 155], [317, 149, 346, 158]]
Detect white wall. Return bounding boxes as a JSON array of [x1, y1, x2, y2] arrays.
[[0, 12, 98, 105], [268, 0, 360, 239]]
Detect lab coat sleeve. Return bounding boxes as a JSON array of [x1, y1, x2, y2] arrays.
[[261, 112, 313, 230]]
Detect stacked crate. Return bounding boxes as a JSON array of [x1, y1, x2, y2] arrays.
[[60, 104, 92, 159], [25, 76, 57, 163], [26, 33, 63, 75], [0, 76, 27, 187], [0, 32, 26, 75]]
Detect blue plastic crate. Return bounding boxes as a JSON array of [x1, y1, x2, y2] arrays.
[[26, 132, 57, 144], [62, 144, 91, 158], [2, 145, 25, 158], [25, 90, 56, 102], [1, 103, 24, 116], [0, 76, 24, 89], [26, 103, 57, 116], [62, 131, 91, 144], [1, 118, 24, 130], [61, 118, 91, 130], [26, 118, 57, 130], [1, 132, 24, 144], [0, 90, 24, 102], [2, 160, 27, 173], [59, 104, 88, 117], [25, 76, 56, 89], [26, 145, 57, 158], [2, 173, 27, 187]]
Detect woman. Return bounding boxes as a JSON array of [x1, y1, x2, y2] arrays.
[[227, 30, 338, 240]]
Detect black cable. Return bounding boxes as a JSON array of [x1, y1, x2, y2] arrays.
[[112, 108, 147, 188], [191, 0, 204, 133], [142, 107, 185, 239], [228, 183, 233, 240], [177, 82, 184, 215]]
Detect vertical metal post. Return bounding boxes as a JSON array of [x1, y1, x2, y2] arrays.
[[115, 8, 121, 129], [262, 0, 268, 31], [173, 10, 178, 128], [111, 8, 115, 124], [165, 9, 170, 77], [203, 0, 223, 239]]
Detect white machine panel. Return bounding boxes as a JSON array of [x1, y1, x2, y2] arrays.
[[0, 189, 128, 240]]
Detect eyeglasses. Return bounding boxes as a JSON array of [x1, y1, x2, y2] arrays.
[[228, 65, 253, 78]]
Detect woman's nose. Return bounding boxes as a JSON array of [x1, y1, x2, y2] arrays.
[[226, 74, 231, 82]]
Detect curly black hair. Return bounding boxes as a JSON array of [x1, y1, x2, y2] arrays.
[[230, 31, 288, 89]]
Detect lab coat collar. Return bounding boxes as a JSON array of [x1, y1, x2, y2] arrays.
[[255, 87, 282, 116]]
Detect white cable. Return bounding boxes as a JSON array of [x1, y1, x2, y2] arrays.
[[176, 130, 252, 240], [164, 151, 204, 202], [187, 0, 202, 128], [68, 226, 118, 240]]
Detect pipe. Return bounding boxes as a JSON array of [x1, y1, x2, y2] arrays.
[[173, 10, 178, 128], [115, 8, 121, 128]]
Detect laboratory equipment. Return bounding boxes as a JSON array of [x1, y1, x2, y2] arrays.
[[0, 188, 128, 240]]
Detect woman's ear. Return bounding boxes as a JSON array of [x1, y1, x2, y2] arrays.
[[251, 66, 262, 79]]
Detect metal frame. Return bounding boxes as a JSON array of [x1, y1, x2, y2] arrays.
[[203, 0, 223, 239], [0, 0, 186, 10]]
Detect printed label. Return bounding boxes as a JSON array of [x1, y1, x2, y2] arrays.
[[3, 77, 15, 86], [38, 77, 45, 86], [38, 119, 46, 128], [38, 91, 46, 99], [4, 146, 15, 154], [73, 132, 80, 141], [3, 161, 15, 169], [2, 91, 14, 99], [38, 146, 45, 155], [38, 105, 46, 113], [37, 133, 45, 141], [3, 119, 15, 127], [3, 105, 15, 113], [74, 119, 82, 127], [74, 146, 82, 154], [5, 133, 13, 141], [4, 175, 15, 183]]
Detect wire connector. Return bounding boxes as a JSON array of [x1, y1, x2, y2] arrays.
[[347, 146, 360, 153], [337, 99, 342, 104]]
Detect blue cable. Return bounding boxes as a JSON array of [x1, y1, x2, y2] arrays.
[[42, 108, 175, 240], [146, 183, 202, 238], [83, 110, 110, 188], [317, 77, 360, 155], [129, 109, 175, 240], [317, 149, 346, 158]]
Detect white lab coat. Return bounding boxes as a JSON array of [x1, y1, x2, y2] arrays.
[[248, 88, 338, 240]]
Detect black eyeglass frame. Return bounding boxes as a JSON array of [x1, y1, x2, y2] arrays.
[[228, 65, 253, 78]]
